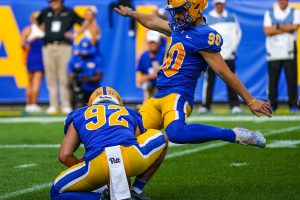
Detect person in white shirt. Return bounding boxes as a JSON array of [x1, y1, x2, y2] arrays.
[[84, 6, 101, 46], [198, 0, 242, 114], [264, 0, 300, 112]]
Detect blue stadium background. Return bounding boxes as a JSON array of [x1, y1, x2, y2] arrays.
[[0, 0, 299, 103]]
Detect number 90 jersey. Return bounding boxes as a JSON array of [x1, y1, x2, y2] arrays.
[[155, 24, 223, 108], [64, 103, 145, 161]]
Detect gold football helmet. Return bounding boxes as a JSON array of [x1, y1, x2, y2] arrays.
[[88, 86, 123, 106], [166, 0, 208, 31]]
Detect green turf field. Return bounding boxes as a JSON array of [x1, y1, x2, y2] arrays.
[[0, 113, 299, 200]]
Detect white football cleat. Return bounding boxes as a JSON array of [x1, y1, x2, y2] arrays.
[[46, 106, 58, 115], [197, 106, 209, 114], [25, 105, 33, 113], [25, 104, 42, 113], [61, 107, 72, 115], [231, 106, 241, 114], [233, 127, 266, 148], [31, 104, 42, 113]]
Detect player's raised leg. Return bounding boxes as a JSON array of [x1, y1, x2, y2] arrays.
[[163, 94, 266, 148]]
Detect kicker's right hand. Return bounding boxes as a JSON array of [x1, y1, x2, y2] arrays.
[[248, 99, 272, 118], [114, 5, 134, 16]]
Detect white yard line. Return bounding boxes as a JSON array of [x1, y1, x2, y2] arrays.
[[0, 183, 52, 200], [0, 144, 61, 148], [267, 140, 300, 148], [0, 115, 299, 123], [14, 164, 37, 169], [262, 126, 300, 137], [229, 162, 249, 167], [0, 143, 182, 149], [0, 117, 65, 123], [166, 142, 226, 159], [187, 115, 300, 122], [0, 143, 181, 149], [0, 125, 299, 199]]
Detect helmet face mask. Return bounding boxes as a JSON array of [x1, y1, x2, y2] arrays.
[[166, 0, 208, 32], [88, 86, 123, 106], [166, 1, 193, 32]]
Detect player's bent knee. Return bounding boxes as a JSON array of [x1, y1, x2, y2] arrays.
[[50, 184, 59, 200], [165, 121, 185, 144]]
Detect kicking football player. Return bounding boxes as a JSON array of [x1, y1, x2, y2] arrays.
[[115, 1, 272, 195], [115, 0, 272, 144], [50, 86, 168, 200]]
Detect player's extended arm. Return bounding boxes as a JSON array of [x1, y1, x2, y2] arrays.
[[264, 26, 285, 36], [59, 122, 82, 167], [200, 51, 272, 117], [114, 5, 171, 36]]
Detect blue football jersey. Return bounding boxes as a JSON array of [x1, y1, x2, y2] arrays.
[[136, 48, 165, 88], [155, 24, 223, 107], [64, 103, 145, 160]]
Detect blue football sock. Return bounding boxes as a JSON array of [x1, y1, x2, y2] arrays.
[[132, 178, 146, 194], [50, 184, 101, 200], [166, 120, 236, 144], [52, 192, 101, 200]]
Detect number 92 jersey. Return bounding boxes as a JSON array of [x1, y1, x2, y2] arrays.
[[155, 24, 223, 108], [64, 103, 145, 161]]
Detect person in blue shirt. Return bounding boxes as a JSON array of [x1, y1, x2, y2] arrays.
[[115, 0, 272, 195], [136, 30, 165, 102], [68, 38, 103, 108], [50, 86, 168, 200]]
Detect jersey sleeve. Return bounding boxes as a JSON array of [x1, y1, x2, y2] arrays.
[[126, 108, 146, 134], [136, 53, 146, 73], [263, 10, 272, 27], [294, 9, 300, 25], [233, 14, 242, 48], [192, 28, 223, 53], [64, 108, 85, 134], [64, 110, 77, 134]]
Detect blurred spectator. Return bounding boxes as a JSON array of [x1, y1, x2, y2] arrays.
[[198, 0, 242, 114], [21, 11, 45, 113], [136, 31, 165, 102], [154, 7, 169, 21], [68, 38, 103, 108], [37, 0, 90, 114], [84, 6, 101, 46], [263, 0, 300, 112]]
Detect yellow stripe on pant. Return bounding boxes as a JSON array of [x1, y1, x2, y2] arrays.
[[53, 129, 166, 193]]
